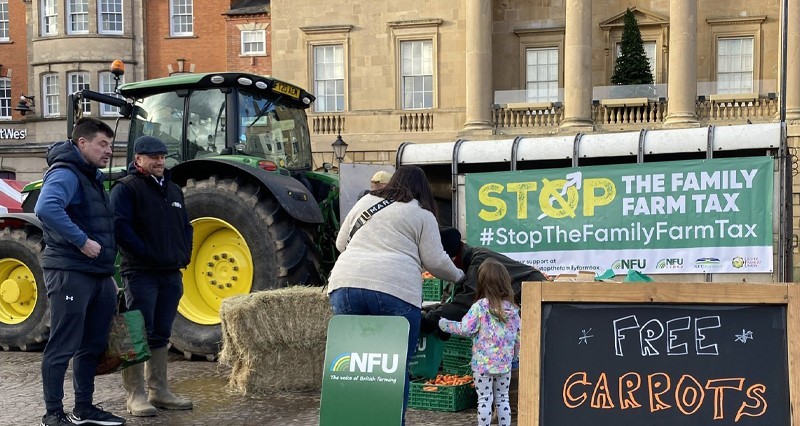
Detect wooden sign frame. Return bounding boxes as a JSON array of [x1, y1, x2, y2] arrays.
[[518, 281, 800, 425]]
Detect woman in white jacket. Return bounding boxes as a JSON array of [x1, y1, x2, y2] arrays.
[[327, 165, 465, 424]]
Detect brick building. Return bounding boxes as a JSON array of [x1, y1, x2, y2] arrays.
[[0, 0, 271, 181], [0, 0, 36, 178]]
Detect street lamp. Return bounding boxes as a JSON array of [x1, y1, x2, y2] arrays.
[[13, 94, 35, 116], [331, 134, 348, 170]]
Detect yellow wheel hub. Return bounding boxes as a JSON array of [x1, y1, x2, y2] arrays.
[[0, 259, 37, 325], [180, 217, 254, 325]]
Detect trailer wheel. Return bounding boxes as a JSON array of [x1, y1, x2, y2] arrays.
[[172, 175, 322, 359], [0, 228, 48, 351]]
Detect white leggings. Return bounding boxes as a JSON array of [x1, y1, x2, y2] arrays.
[[473, 371, 512, 426]]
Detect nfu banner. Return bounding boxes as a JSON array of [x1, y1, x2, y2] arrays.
[[465, 157, 773, 275]]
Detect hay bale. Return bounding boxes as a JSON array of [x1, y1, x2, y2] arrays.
[[219, 285, 333, 395]]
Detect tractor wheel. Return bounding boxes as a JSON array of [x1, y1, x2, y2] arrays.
[[172, 175, 322, 360], [0, 228, 48, 351]]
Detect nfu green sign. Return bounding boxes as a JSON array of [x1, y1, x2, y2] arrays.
[[465, 157, 773, 275], [320, 315, 408, 426]]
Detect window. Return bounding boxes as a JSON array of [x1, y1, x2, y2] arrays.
[[615, 41, 657, 82], [69, 72, 91, 115], [43, 74, 59, 117], [98, 0, 123, 34], [99, 72, 124, 116], [241, 30, 266, 55], [67, 0, 89, 34], [170, 0, 193, 36], [526, 47, 559, 102], [0, 0, 9, 41], [41, 0, 58, 36], [0, 78, 10, 119], [313, 45, 344, 112], [400, 40, 433, 110], [717, 37, 754, 94]]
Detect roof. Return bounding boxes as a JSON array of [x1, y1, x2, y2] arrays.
[[226, 0, 269, 15]]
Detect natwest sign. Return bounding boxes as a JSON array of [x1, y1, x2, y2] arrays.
[[0, 128, 26, 140]]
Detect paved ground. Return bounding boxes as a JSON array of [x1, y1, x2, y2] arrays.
[[0, 350, 511, 425]]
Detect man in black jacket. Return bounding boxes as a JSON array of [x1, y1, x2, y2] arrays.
[[420, 227, 548, 334], [35, 117, 125, 426], [110, 136, 194, 417]]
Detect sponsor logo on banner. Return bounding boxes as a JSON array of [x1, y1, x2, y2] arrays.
[[656, 258, 684, 269], [731, 256, 762, 269], [694, 257, 721, 269], [612, 259, 647, 270]]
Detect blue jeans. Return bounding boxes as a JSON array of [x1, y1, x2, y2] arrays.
[[329, 288, 421, 426]]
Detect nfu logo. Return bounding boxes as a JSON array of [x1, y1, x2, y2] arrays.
[[656, 258, 683, 269], [330, 352, 400, 374], [612, 259, 647, 270]]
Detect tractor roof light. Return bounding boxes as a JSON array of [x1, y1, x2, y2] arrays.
[[110, 59, 125, 77]]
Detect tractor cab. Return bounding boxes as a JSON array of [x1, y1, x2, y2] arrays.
[[120, 73, 316, 174]]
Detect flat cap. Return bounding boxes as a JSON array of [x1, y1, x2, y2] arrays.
[[134, 136, 168, 155]]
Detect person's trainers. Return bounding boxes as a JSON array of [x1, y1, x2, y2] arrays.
[[41, 411, 73, 426], [68, 405, 125, 426]]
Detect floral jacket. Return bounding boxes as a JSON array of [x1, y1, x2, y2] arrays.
[[439, 298, 520, 375]]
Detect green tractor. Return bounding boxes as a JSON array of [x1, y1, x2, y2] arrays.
[[0, 70, 340, 360]]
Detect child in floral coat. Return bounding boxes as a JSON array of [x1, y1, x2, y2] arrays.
[[439, 258, 521, 426]]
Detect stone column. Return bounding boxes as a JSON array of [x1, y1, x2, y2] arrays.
[[664, 0, 699, 127], [786, 0, 800, 122], [559, 0, 593, 131], [463, 0, 493, 132]]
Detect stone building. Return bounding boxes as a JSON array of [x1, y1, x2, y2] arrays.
[[268, 0, 797, 165]]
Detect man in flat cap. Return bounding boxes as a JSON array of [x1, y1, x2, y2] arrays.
[[110, 136, 194, 417]]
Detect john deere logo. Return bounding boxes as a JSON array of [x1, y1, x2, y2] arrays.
[[731, 256, 745, 269], [612, 259, 647, 270], [330, 352, 400, 374]]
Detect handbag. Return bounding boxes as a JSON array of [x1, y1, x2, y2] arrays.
[[95, 294, 151, 375]]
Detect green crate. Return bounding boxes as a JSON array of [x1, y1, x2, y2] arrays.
[[422, 278, 444, 302], [408, 379, 477, 412], [443, 335, 472, 358], [442, 358, 472, 376]]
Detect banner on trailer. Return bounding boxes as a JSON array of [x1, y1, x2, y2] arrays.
[[465, 157, 773, 274]]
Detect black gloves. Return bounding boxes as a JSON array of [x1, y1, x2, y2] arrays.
[[419, 309, 451, 341]]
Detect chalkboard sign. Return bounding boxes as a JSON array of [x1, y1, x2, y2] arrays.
[[518, 282, 800, 426]]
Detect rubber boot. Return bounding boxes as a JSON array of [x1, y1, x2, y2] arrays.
[[146, 346, 193, 410], [122, 363, 157, 416]]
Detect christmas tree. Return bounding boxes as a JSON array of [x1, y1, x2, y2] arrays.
[[611, 9, 654, 86]]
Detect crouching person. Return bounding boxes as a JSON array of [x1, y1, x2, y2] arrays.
[[110, 136, 194, 416]]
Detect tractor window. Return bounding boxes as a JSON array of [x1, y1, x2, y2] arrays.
[[237, 89, 313, 171], [129, 92, 185, 166], [128, 89, 227, 166], [187, 89, 227, 160]]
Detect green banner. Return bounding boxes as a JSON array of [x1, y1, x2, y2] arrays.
[[320, 315, 409, 426], [465, 157, 773, 275]]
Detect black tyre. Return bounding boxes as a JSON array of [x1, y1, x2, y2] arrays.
[[0, 228, 49, 351], [172, 175, 322, 359]]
